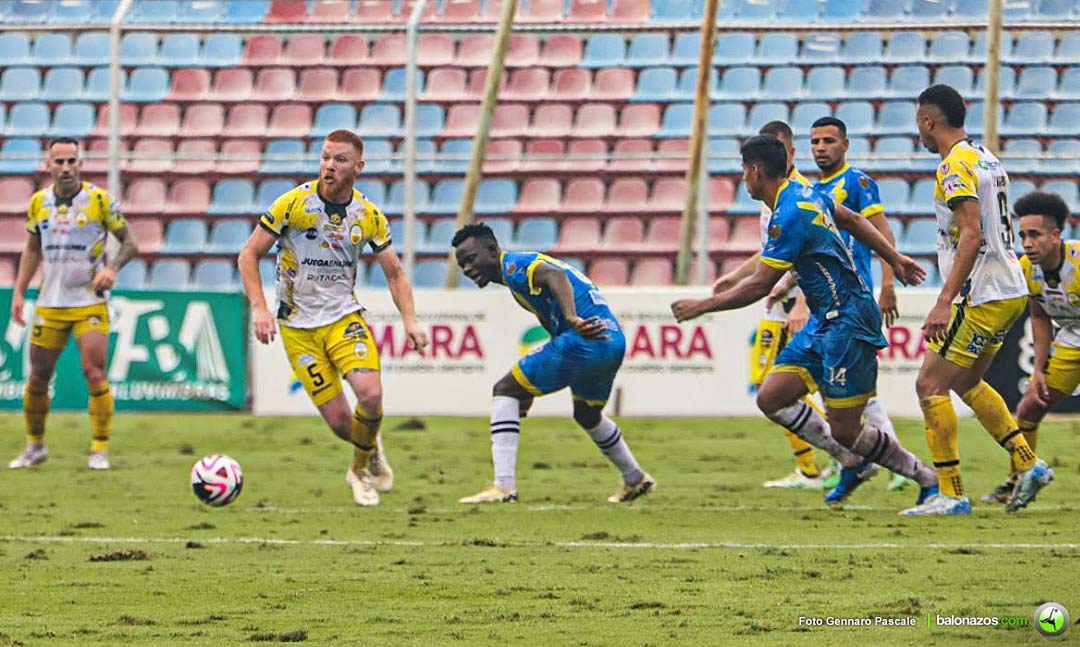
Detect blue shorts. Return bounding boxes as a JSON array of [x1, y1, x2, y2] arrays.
[[511, 331, 626, 406], [771, 326, 879, 408]]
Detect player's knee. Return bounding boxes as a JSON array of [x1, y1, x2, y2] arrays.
[[1016, 396, 1047, 423], [327, 414, 352, 441], [492, 375, 523, 398], [573, 407, 602, 430], [354, 388, 382, 415], [915, 371, 947, 400], [81, 361, 106, 385], [755, 389, 787, 417]]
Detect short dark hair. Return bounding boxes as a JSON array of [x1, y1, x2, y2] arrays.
[[810, 116, 847, 138], [48, 137, 79, 151], [741, 135, 787, 179], [325, 129, 364, 156], [451, 222, 499, 248], [1014, 190, 1070, 231], [917, 84, 966, 128], [758, 120, 793, 141]]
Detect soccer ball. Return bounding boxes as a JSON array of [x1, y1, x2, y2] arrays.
[[190, 454, 243, 507]]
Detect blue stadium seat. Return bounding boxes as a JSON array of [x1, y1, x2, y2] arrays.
[[1043, 180, 1080, 212], [129, 0, 180, 23], [51, 102, 94, 138], [971, 31, 1013, 64], [1003, 0, 1036, 21], [0, 33, 31, 65], [32, 33, 72, 66], [148, 260, 190, 289], [258, 259, 277, 285], [7, 0, 53, 22], [310, 103, 358, 138], [207, 179, 256, 215], [740, 0, 779, 20], [974, 66, 1016, 98], [581, 34, 626, 69], [713, 33, 755, 66], [1002, 102, 1047, 136], [120, 32, 159, 65], [1058, 67, 1080, 99], [420, 220, 454, 253], [757, 33, 798, 65], [707, 137, 740, 174], [414, 139, 438, 174], [413, 261, 448, 288], [356, 181, 387, 206], [634, 67, 678, 102], [114, 259, 148, 290], [707, 104, 746, 136], [1047, 103, 1080, 135], [302, 141, 322, 175], [513, 218, 558, 252], [748, 103, 789, 132], [436, 139, 471, 173], [52, 0, 96, 23], [366, 261, 388, 288], [84, 67, 121, 102], [841, 32, 883, 63], [715, 66, 760, 98], [793, 136, 813, 170], [933, 66, 975, 98], [384, 180, 431, 215], [225, 0, 268, 23], [658, 103, 693, 138], [358, 103, 401, 138], [889, 66, 930, 98], [387, 219, 416, 252], [906, 179, 937, 215], [0, 138, 40, 174], [800, 33, 840, 63], [381, 67, 425, 102], [675, 66, 717, 99], [670, 33, 700, 67], [652, 0, 699, 19], [1042, 139, 1080, 175], [886, 218, 903, 246], [966, 101, 988, 136], [259, 139, 306, 175], [1037, 0, 1075, 20], [162, 220, 208, 254], [835, 101, 874, 135], [123, 67, 169, 102], [728, 181, 760, 215], [908, 0, 948, 19], [415, 104, 445, 138], [1011, 180, 1037, 202], [1002, 138, 1042, 174], [805, 67, 845, 98], [361, 139, 394, 174], [875, 137, 923, 174], [6, 102, 49, 137], [41, 67, 85, 102], [1014, 66, 1057, 99], [208, 220, 250, 254], [475, 179, 518, 214], [626, 34, 670, 68], [927, 32, 970, 63], [822, 0, 862, 21], [192, 260, 237, 291], [160, 33, 201, 67], [953, 0, 990, 19], [202, 34, 243, 67], [761, 67, 803, 100], [0, 68, 41, 101], [429, 180, 464, 216], [256, 179, 295, 212], [845, 66, 886, 99], [482, 218, 515, 245], [884, 32, 926, 63], [902, 220, 938, 254], [1010, 31, 1055, 64], [181, 0, 225, 22], [792, 102, 831, 133]]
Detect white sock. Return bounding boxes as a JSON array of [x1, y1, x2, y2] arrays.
[[585, 415, 644, 484], [490, 396, 520, 492], [765, 401, 863, 468], [862, 397, 896, 439]]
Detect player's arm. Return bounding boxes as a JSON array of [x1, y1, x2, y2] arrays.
[[833, 203, 924, 287], [238, 225, 279, 344], [90, 225, 138, 293], [375, 246, 429, 351], [866, 212, 898, 326], [922, 200, 981, 342], [672, 261, 786, 322], [10, 233, 42, 327], [1026, 299, 1054, 405], [531, 262, 608, 340], [712, 251, 760, 295]]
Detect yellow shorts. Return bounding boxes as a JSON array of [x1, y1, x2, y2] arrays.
[[1045, 342, 1080, 395], [280, 311, 380, 407], [750, 319, 787, 387], [927, 296, 1026, 368], [30, 304, 110, 351]]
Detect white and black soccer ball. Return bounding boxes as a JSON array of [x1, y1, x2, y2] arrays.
[[190, 454, 244, 507]]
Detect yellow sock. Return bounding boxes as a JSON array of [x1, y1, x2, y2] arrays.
[[88, 381, 113, 453], [921, 395, 964, 498], [1010, 418, 1040, 476], [350, 404, 383, 474], [962, 381, 1036, 472], [785, 396, 823, 476], [24, 383, 50, 446]]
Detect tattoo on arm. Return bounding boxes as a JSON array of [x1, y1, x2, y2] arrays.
[[109, 226, 139, 271]]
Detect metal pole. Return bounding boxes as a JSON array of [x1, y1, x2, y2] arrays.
[[984, 0, 1003, 153], [675, 0, 719, 285], [108, 0, 134, 201], [402, 0, 429, 282], [444, 0, 519, 288]]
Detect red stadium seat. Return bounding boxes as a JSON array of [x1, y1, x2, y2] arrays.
[[718, 256, 751, 276], [93, 104, 137, 136], [572, 103, 617, 138], [726, 218, 761, 253], [566, 139, 607, 172], [442, 104, 481, 138], [126, 217, 164, 253], [706, 216, 730, 250], [164, 178, 212, 215], [554, 218, 601, 253], [353, 0, 395, 22], [604, 178, 648, 214], [0, 218, 30, 253], [466, 68, 506, 98], [133, 103, 180, 137], [489, 104, 529, 138], [169, 68, 211, 101], [418, 35, 456, 67], [124, 178, 167, 215], [611, 0, 649, 21], [211, 68, 254, 101], [563, 178, 605, 212], [308, 0, 349, 22], [297, 68, 338, 102], [689, 259, 718, 282], [618, 104, 660, 137], [656, 139, 689, 172], [423, 68, 467, 102], [602, 216, 644, 249], [328, 35, 369, 64], [642, 218, 681, 252], [243, 34, 283, 66], [265, 0, 309, 23], [569, 0, 607, 22], [181, 103, 225, 138], [505, 68, 549, 101], [283, 35, 327, 66], [267, 103, 312, 137], [520, 0, 564, 22], [550, 68, 592, 101], [173, 139, 216, 175], [457, 35, 493, 66], [0, 257, 15, 285], [650, 178, 686, 213], [505, 35, 540, 67], [397, 0, 437, 21], [338, 68, 381, 101], [707, 178, 735, 211], [631, 259, 674, 285], [522, 138, 564, 172], [539, 35, 583, 67], [370, 34, 407, 67], [481, 0, 516, 21], [82, 139, 128, 173], [609, 138, 653, 172], [0, 178, 34, 215], [225, 104, 269, 137], [513, 178, 561, 214], [217, 139, 261, 175], [129, 139, 174, 174], [593, 68, 634, 100], [254, 68, 297, 101], [438, 0, 482, 21], [589, 258, 629, 286], [483, 139, 522, 173], [529, 104, 572, 137]]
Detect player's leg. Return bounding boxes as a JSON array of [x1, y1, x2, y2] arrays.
[[9, 310, 70, 469], [73, 305, 113, 469], [862, 397, 909, 491]]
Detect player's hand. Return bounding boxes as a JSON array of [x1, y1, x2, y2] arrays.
[[404, 318, 429, 352], [10, 292, 25, 327], [568, 315, 609, 341], [891, 254, 926, 287], [785, 299, 809, 335], [252, 306, 277, 344], [1025, 370, 1051, 407], [921, 301, 951, 343], [90, 266, 117, 293], [671, 298, 709, 323], [879, 285, 899, 327]]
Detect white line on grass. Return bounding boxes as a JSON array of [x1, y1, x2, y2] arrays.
[[237, 503, 1078, 514], [3, 535, 1079, 551]]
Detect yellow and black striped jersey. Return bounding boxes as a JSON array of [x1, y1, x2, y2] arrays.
[[1021, 240, 1080, 348]]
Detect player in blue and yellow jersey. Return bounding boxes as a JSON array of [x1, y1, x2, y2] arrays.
[[452, 223, 655, 504], [9, 138, 138, 471], [238, 129, 429, 507], [673, 135, 939, 509]]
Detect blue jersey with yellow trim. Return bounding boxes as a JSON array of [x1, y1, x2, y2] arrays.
[[761, 180, 885, 346], [814, 164, 883, 289], [500, 251, 621, 337]]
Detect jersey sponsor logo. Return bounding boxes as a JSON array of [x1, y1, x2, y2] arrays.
[[349, 224, 363, 246], [297, 353, 317, 367], [328, 212, 343, 225], [1069, 293, 1080, 307], [300, 258, 353, 268], [343, 321, 368, 341], [304, 228, 318, 240], [857, 175, 870, 189], [942, 173, 968, 195], [769, 224, 781, 239], [75, 211, 88, 227], [940, 162, 950, 174], [353, 342, 368, 360]]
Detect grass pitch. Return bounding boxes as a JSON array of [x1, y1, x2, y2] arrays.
[[1, 413, 1077, 646]]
